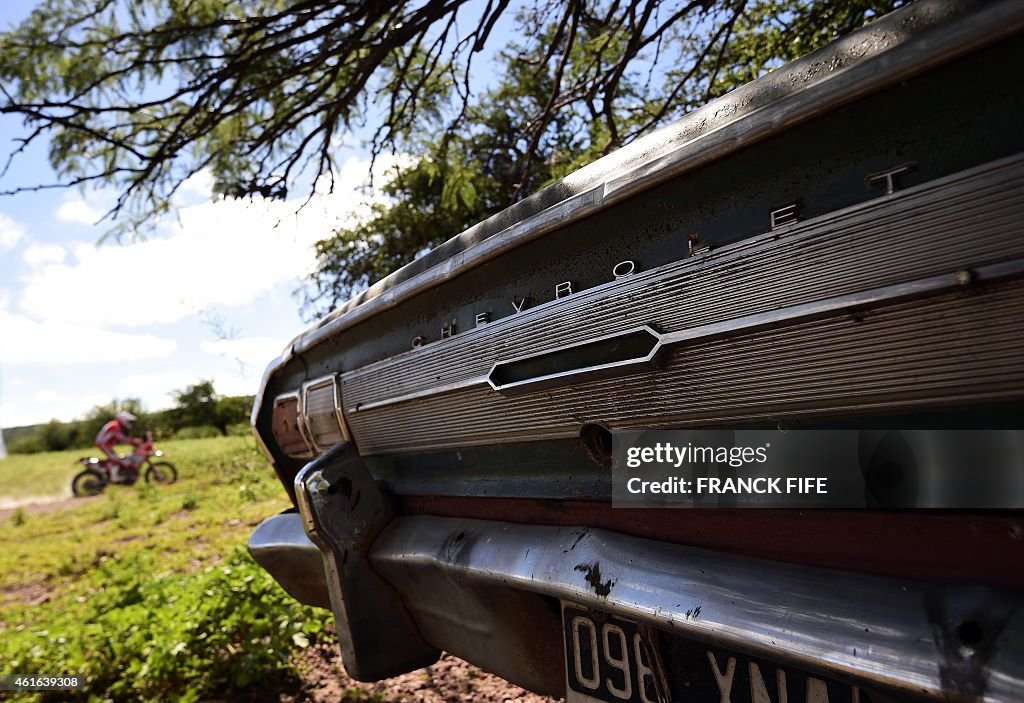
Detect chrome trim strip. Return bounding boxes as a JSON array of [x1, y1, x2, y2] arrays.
[[342, 259, 1024, 412], [371, 516, 1024, 701], [331, 376, 352, 443], [290, 0, 1024, 360], [486, 325, 664, 394], [659, 258, 1024, 345], [348, 375, 489, 414]]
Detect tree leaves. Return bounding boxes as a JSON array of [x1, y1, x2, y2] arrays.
[[0, 0, 904, 304], [300, 0, 904, 317]]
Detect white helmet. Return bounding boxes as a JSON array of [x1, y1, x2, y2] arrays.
[[116, 410, 137, 427]]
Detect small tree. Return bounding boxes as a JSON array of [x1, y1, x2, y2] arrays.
[[215, 396, 254, 436], [169, 381, 220, 434], [39, 419, 78, 451]]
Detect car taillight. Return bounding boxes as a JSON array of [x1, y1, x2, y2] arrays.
[[271, 393, 313, 458]]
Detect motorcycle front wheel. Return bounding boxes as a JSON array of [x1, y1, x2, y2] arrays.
[[71, 469, 107, 497], [144, 461, 178, 485]]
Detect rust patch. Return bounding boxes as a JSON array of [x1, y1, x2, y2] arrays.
[[575, 561, 614, 597]]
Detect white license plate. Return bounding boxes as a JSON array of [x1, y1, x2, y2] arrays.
[[562, 602, 874, 703]]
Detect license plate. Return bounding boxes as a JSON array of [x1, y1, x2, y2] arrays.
[[561, 602, 875, 703]]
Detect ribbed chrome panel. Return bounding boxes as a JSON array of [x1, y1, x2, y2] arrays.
[[341, 154, 1024, 416], [347, 277, 1024, 454], [302, 376, 348, 451]]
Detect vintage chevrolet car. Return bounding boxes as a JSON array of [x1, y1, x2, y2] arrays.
[[249, 1, 1024, 701]]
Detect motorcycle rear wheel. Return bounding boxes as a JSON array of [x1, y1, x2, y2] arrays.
[[72, 469, 107, 497], [144, 461, 178, 485]]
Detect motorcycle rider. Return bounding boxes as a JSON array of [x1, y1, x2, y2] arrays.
[[95, 410, 141, 481]]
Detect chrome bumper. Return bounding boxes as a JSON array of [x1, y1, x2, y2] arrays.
[[250, 506, 1024, 700]]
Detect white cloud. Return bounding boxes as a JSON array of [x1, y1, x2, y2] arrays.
[[0, 310, 177, 364], [55, 195, 105, 225], [175, 169, 215, 201], [23, 243, 66, 268], [117, 371, 200, 410], [211, 371, 260, 398], [19, 155, 393, 327], [31, 389, 68, 405], [0, 388, 110, 427], [116, 367, 259, 412], [200, 336, 287, 367], [0, 213, 25, 251]]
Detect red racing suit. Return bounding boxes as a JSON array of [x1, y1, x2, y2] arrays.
[[95, 419, 135, 463]]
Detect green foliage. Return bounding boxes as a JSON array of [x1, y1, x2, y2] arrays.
[[6, 435, 46, 454], [38, 420, 77, 452], [215, 395, 254, 435], [169, 381, 220, 433], [11, 508, 26, 527], [226, 422, 253, 437], [5, 385, 253, 452], [302, 0, 905, 315], [100, 494, 123, 521], [181, 490, 200, 511], [175, 425, 221, 440], [167, 381, 252, 436], [1, 549, 330, 702], [0, 0, 904, 250], [0, 435, 329, 702], [135, 482, 157, 503]]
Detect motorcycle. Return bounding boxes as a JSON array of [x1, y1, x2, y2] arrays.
[[71, 431, 178, 497]]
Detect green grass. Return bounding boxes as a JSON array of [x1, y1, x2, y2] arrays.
[[0, 446, 95, 503], [0, 436, 259, 503], [0, 435, 333, 702]]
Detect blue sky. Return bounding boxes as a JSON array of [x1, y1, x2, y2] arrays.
[[0, 2, 395, 428]]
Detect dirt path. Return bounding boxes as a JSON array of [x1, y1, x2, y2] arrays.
[[287, 647, 560, 703], [0, 494, 99, 521]]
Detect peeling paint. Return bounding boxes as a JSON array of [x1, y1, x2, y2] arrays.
[[575, 561, 615, 597]]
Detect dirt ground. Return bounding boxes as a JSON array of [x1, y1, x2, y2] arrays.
[[0, 494, 90, 518], [286, 646, 560, 703]]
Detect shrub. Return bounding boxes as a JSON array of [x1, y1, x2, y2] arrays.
[[7, 435, 46, 454], [100, 495, 123, 521], [226, 422, 252, 437], [136, 483, 157, 502], [174, 425, 221, 440], [181, 491, 200, 511], [0, 549, 331, 701]]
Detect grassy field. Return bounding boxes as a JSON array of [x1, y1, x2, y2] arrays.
[[0, 446, 98, 505], [0, 435, 336, 702]]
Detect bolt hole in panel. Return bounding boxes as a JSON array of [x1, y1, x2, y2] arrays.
[[580, 424, 614, 468], [488, 326, 663, 395]]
